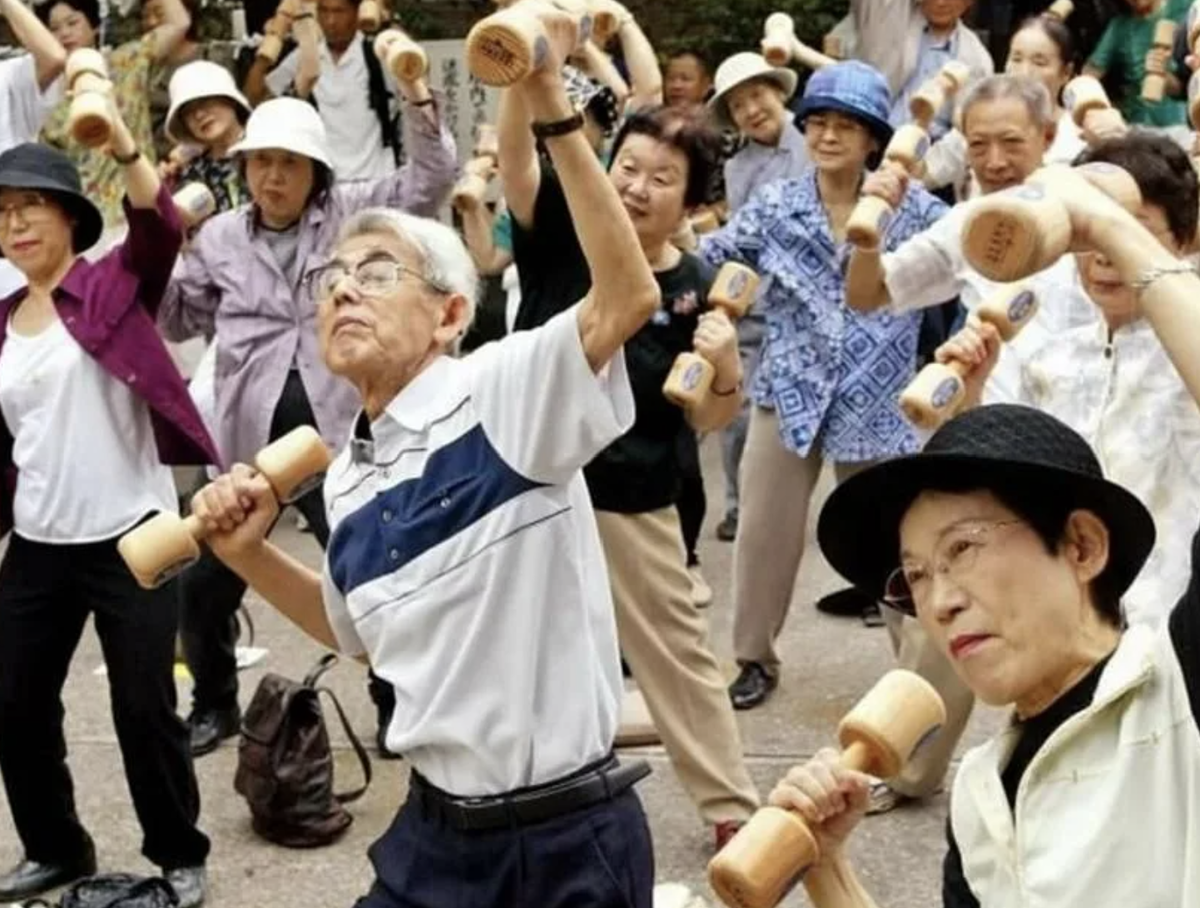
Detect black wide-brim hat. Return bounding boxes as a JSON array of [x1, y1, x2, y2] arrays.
[[0, 143, 104, 255], [817, 404, 1156, 604]]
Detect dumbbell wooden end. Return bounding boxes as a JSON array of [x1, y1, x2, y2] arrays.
[[663, 355, 716, 408], [375, 29, 429, 81], [174, 182, 217, 229], [1063, 75, 1111, 128], [977, 285, 1039, 341], [255, 425, 330, 503], [900, 363, 968, 430], [1047, 0, 1073, 20], [358, 0, 381, 31], [709, 262, 760, 317], [962, 189, 1068, 282], [592, 9, 619, 43], [257, 32, 285, 63], [66, 49, 113, 148], [118, 512, 206, 589], [708, 806, 818, 908], [838, 669, 947, 779], [466, 7, 549, 86], [846, 195, 894, 249], [1142, 20, 1176, 102]]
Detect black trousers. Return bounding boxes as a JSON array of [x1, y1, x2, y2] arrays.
[[355, 787, 653, 908], [0, 533, 210, 869], [179, 371, 395, 721], [675, 429, 705, 567]]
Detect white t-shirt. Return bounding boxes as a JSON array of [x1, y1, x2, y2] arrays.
[[0, 316, 178, 542], [321, 306, 633, 797], [265, 33, 395, 182]]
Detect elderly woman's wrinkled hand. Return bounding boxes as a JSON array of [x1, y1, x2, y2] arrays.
[[768, 748, 872, 859]]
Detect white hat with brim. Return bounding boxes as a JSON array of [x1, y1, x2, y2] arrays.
[[165, 60, 253, 144], [228, 97, 335, 172], [708, 52, 799, 127]]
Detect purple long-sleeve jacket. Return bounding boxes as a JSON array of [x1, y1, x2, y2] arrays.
[[0, 185, 220, 536]]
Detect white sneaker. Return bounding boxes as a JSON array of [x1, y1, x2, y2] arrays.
[[689, 567, 713, 608]]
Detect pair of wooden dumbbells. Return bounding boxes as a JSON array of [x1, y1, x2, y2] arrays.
[[117, 427, 331, 589]]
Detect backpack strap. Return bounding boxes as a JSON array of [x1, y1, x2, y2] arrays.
[[362, 38, 402, 166], [302, 652, 339, 688], [316, 685, 373, 803]]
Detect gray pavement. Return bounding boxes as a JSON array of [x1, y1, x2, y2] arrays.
[[0, 441, 1004, 907]]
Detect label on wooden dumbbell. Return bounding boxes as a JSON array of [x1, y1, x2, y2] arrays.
[[579, 13, 593, 43], [479, 34, 520, 69], [680, 360, 707, 392], [910, 721, 945, 757], [1006, 289, 1036, 326], [930, 377, 961, 411], [725, 269, 750, 301], [283, 472, 326, 504]]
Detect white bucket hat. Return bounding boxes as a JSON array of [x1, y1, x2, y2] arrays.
[[229, 97, 334, 172], [708, 52, 799, 127], [165, 60, 252, 144]]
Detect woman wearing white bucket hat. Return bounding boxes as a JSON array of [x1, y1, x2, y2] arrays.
[[159, 86, 456, 758], [706, 52, 807, 544]]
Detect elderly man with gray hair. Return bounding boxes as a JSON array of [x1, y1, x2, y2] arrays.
[[842, 72, 1103, 814], [185, 35, 662, 908]]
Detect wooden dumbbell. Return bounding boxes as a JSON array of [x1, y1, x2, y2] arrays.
[[466, 0, 592, 87], [1062, 74, 1127, 137], [475, 123, 499, 162], [1189, 1, 1200, 54], [961, 163, 1142, 282], [708, 670, 947, 908], [358, 0, 382, 31], [451, 156, 497, 208], [1047, 0, 1073, 20], [690, 209, 720, 235], [66, 49, 113, 148], [117, 426, 331, 589], [662, 263, 760, 407], [257, 13, 291, 63], [846, 124, 929, 249], [761, 13, 836, 71], [374, 28, 428, 82], [1190, 69, 1200, 127], [589, 0, 623, 44], [173, 182, 217, 229], [899, 284, 1039, 429], [1142, 19, 1176, 102], [909, 60, 971, 130]]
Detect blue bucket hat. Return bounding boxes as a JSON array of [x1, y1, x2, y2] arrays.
[[796, 60, 894, 150]]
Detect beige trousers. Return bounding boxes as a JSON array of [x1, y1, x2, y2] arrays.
[[731, 407, 874, 672], [595, 508, 760, 824], [881, 605, 977, 797]]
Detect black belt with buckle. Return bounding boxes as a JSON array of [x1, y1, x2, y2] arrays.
[[409, 755, 651, 833]]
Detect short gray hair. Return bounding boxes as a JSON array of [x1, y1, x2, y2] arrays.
[[959, 74, 1055, 133], [336, 208, 480, 329]]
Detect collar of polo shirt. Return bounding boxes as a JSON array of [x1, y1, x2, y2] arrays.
[[380, 355, 460, 432]]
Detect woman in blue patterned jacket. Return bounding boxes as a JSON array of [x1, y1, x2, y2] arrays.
[[701, 61, 950, 710]]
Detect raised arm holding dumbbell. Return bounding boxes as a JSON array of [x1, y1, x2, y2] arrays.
[[761, 12, 836, 72]]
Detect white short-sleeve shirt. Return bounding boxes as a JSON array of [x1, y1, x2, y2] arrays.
[[321, 306, 634, 797], [882, 201, 1098, 400], [265, 34, 395, 182]]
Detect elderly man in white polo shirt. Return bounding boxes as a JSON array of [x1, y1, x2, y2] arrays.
[[189, 33, 662, 908], [0, 0, 66, 296]]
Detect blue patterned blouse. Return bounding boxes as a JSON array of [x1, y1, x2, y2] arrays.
[[700, 169, 948, 462]]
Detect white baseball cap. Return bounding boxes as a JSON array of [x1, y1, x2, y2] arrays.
[[229, 97, 334, 172], [165, 60, 252, 144], [708, 52, 799, 127]]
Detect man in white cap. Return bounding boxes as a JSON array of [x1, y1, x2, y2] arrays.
[[160, 82, 456, 758], [0, 0, 67, 298]]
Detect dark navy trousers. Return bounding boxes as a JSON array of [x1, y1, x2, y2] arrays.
[[355, 787, 654, 908]]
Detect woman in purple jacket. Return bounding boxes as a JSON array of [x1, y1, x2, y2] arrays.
[[0, 104, 216, 906]]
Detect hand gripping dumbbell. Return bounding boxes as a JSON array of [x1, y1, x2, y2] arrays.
[[451, 125, 502, 208], [899, 284, 1039, 430], [708, 669, 947, 908], [1142, 19, 1176, 102], [117, 426, 331, 589], [358, 0, 383, 32], [909, 60, 971, 131], [257, 15, 291, 63], [761, 12, 837, 71], [173, 182, 217, 229], [1063, 75, 1126, 137], [846, 124, 930, 249], [662, 263, 760, 407], [466, 0, 592, 87], [65, 49, 114, 148], [374, 27, 428, 82], [961, 163, 1142, 282]]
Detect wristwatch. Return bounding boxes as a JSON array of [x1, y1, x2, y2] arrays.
[[531, 111, 585, 140]]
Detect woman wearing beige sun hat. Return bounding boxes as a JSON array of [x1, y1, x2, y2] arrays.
[[705, 51, 808, 547]]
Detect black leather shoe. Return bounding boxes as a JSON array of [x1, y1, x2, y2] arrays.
[[188, 706, 241, 757], [815, 587, 877, 618], [0, 845, 96, 901], [715, 512, 738, 542], [729, 662, 777, 710]]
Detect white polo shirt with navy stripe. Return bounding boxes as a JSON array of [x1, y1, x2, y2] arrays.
[[321, 306, 634, 798]]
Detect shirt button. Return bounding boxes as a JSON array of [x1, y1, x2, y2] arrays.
[[440, 496, 450, 508], [381, 509, 393, 523], [126, 373, 138, 384], [389, 548, 400, 561]]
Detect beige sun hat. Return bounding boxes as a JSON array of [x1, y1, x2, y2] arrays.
[[165, 60, 252, 144], [708, 52, 799, 127]]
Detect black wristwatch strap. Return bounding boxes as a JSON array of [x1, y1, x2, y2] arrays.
[[111, 148, 141, 165], [531, 111, 584, 140]]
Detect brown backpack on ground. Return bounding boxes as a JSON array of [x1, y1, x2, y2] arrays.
[[234, 653, 373, 847]]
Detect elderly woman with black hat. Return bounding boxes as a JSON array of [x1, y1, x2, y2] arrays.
[[766, 174, 1200, 908], [698, 61, 948, 712], [159, 82, 456, 758], [0, 102, 215, 904]]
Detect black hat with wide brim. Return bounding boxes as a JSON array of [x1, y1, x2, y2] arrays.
[[817, 404, 1156, 605], [0, 143, 104, 255]]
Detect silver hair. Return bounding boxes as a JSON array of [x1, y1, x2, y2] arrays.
[[959, 73, 1056, 132], [336, 207, 480, 332]]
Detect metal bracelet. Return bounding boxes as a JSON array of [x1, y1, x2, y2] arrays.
[[1131, 262, 1196, 295]]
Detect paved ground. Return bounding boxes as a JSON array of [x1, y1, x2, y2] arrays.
[[0, 441, 1004, 907]]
